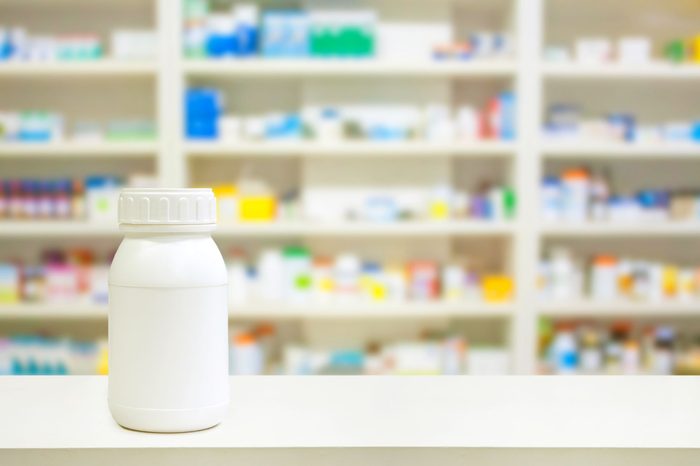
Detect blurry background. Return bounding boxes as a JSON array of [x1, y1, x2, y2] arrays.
[[1, 0, 700, 376]]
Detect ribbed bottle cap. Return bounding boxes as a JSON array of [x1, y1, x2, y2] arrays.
[[118, 188, 216, 225]]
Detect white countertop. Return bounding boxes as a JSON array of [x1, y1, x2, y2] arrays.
[[1, 376, 700, 450]]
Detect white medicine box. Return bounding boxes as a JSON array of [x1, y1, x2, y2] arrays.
[[86, 180, 121, 223]]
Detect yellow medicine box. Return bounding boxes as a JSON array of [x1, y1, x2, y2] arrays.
[[692, 36, 700, 63], [239, 196, 277, 222], [429, 201, 450, 220], [482, 275, 514, 302]]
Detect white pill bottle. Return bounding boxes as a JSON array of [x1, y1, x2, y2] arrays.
[[109, 188, 229, 432]]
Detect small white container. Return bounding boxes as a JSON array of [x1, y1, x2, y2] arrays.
[[229, 333, 263, 375], [227, 255, 249, 305], [590, 255, 618, 301], [219, 116, 242, 142], [575, 38, 612, 64], [550, 247, 581, 300], [335, 254, 361, 300], [544, 45, 571, 62], [541, 177, 562, 222], [489, 187, 504, 220], [424, 105, 455, 142], [561, 169, 590, 222], [257, 249, 285, 301], [442, 265, 465, 301], [617, 37, 651, 64], [315, 108, 343, 142], [455, 106, 479, 141], [282, 246, 312, 303], [86, 183, 120, 223], [109, 188, 229, 433]]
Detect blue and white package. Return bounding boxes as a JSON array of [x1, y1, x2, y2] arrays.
[[0, 28, 12, 60], [264, 113, 303, 139], [498, 91, 516, 141], [662, 122, 692, 142], [691, 121, 700, 142], [185, 88, 222, 139], [234, 4, 259, 56], [262, 10, 309, 57], [365, 196, 399, 222], [205, 14, 237, 57], [607, 113, 635, 142]]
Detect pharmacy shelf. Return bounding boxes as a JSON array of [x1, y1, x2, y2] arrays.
[[0, 301, 513, 320], [541, 222, 700, 238], [183, 59, 516, 78], [0, 303, 107, 319], [186, 141, 515, 158], [19, 0, 700, 375], [0, 142, 158, 158], [0, 61, 157, 78], [216, 221, 515, 237], [541, 142, 700, 158], [0, 220, 514, 238], [232, 301, 514, 319], [539, 300, 700, 317], [0, 222, 119, 238], [9, 298, 700, 335], [542, 62, 700, 80]]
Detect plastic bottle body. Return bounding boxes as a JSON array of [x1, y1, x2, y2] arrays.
[[108, 230, 228, 433]]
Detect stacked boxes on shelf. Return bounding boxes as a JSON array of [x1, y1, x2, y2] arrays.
[[211, 177, 515, 224], [226, 247, 514, 306], [0, 27, 156, 62], [541, 320, 700, 375], [185, 88, 516, 143], [231, 323, 509, 375], [539, 247, 700, 304], [541, 168, 700, 223]]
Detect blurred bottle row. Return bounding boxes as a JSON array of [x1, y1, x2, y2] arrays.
[[7, 248, 699, 309], [183, 0, 512, 61], [9, 319, 700, 376], [0, 325, 509, 376], [544, 102, 700, 145], [542, 167, 700, 223], [545, 35, 700, 65], [540, 247, 700, 303], [0, 175, 156, 222], [0, 335, 108, 375], [230, 323, 508, 375], [228, 247, 512, 305], [540, 320, 700, 375], [0, 27, 156, 62], [211, 177, 516, 224], [0, 112, 156, 144], [0, 246, 513, 307]]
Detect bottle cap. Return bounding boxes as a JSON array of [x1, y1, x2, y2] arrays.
[[562, 168, 589, 180], [593, 255, 617, 266], [118, 188, 216, 226], [283, 246, 309, 258], [234, 333, 256, 346]]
